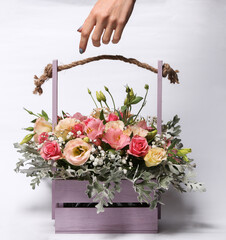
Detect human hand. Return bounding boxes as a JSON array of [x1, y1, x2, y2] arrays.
[[77, 0, 136, 54]]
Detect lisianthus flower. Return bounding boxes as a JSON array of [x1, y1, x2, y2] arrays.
[[144, 147, 167, 167], [124, 125, 148, 138], [40, 140, 61, 160], [105, 120, 124, 132], [136, 120, 154, 131], [34, 117, 52, 143], [127, 135, 149, 157], [63, 138, 91, 166], [84, 118, 105, 141], [102, 128, 130, 150], [72, 112, 87, 121], [106, 113, 119, 122], [90, 107, 110, 119], [54, 118, 76, 140]]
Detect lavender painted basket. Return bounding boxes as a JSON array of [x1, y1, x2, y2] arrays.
[[50, 58, 163, 233], [52, 179, 160, 233]]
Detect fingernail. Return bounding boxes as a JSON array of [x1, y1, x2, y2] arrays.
[[79, 48, 84, 54], [77, 25, 83, 32]]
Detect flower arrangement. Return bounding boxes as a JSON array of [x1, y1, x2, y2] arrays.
[[14, 84, 205, 213]]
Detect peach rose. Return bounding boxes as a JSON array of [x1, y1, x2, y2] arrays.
[[54, 118, 76, 140], [144, 147, 167, 167], [34, 117, 52, 143], [63, 139, 91, 166], [105, 120, 124, 132]]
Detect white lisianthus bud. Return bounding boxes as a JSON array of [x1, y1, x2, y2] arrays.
[[123, 169, 127, 174]]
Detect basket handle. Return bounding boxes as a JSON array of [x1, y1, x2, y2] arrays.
[[51, 58, 177, 135], [33, 55, 179, 95]]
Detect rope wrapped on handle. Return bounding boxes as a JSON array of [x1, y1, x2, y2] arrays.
[[33, 55, 179, 95]]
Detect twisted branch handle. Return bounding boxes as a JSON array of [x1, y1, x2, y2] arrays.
[[33, 55, 179, 95]]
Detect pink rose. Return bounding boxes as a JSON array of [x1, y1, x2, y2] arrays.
[[40, 141, 61, 160], [102, 128, 130, 150], [63, 139, 91, 166], [107, 113, 119, 122], [38, 132, 49, 144], [71, 123, 85, 138], [84, 118, 105, 141], [72, 112, 87, 121], [127, 135, 149, 157]]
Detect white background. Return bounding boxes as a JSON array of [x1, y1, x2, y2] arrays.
[[0, 0, 226, 239]]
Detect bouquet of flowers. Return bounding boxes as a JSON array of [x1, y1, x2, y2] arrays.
[[14, 84, 205, 213]]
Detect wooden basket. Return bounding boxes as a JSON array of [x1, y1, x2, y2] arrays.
[[35, 55, 179, 233]]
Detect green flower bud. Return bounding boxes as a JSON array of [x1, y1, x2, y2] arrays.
[[96, 91, 101, 102], [144, 84, 149, 90], [124, 97, 129, 105], [177, 148, 192, 156], [129, 88, 134, 98], [104, 86, 109, 92], [20, 133, 35, 145], [126, 85, 130, 93], [87, 88, 91, 94], [99, 91, 106, 102]]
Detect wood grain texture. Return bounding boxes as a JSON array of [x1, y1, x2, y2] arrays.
[[52, 180, 159, 233], [55, 207, 158, 233]]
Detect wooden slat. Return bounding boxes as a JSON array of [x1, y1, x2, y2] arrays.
[[55, 207, 158, 233]]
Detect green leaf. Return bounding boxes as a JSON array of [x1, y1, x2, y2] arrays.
[[131, 96, 143, 105], [126, 115, 136, 125], [115, 110, 123, 120], [121, 105, 127, 112], [23, 127, 34, 131], [41, 110, 49, 121], [23, 108, 34, 115], [99, 109, 105, 121], [62, 110, 66, 118], [168, 138, 180, 150], [20, 133, 35, 145], [31, 118, 37, 123], [146, 130, 157, 143]]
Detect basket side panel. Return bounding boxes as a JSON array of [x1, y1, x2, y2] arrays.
[[53, 179, 140, 203], [55, 207, 158, 233]]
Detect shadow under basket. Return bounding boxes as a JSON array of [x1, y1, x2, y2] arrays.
[[52, 180, 161, 233]]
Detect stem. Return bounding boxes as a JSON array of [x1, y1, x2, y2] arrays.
[[89, 94, 98, 108], [104, 101, 110, 109], [134, 88, 149, 122], [100, 101, 103, 108], [106, 91, 116, 111]]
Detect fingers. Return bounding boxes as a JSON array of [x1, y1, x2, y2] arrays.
[[102, 25, 115, 44], [79, 17, 95, 54], [112, 21, 125, 44], [91, 20, 105, 47]]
